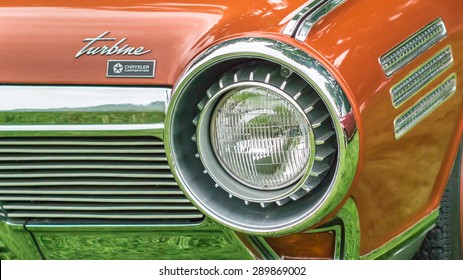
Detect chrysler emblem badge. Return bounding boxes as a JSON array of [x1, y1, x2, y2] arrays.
[[107, 60, 156, 78], [113, 63, 123, 74]]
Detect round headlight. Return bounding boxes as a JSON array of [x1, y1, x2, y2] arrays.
[[211, 86, 312, 190], [165, 37, 359, 235]]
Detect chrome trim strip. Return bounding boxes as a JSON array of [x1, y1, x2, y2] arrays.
[[380, 18, 447, 77], [361, 209, 439, 260], [394, 74, 457, 139], [283, 0, 327, 36], [0, 171, 172, 178], [3, 203, 196, 210], [0, 181, 177, 187], [0, 85, 169, 125], [248, 236, 281, 260], [0, 196, 190, 203], [7, 212, 204, 220], [0, 124, 162, 131], [335, 198, 360, 259], [294, 0, 345, 42], [0, 187, 182, 195], [391, 46, 453, 108], [0, 163, 171, 170], [0, 155, 168, 162]]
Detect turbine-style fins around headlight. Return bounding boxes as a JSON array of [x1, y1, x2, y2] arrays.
[[165, 38, 358, 235]]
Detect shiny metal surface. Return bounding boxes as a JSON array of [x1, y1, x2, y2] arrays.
[[0, 85, 168, 138], [0, 0, 460, 260], [282, 0, 327, 36], [0, 136, 203, 222], [24, 219, 253, 260], [247, 236, 281, 260], [390, 46, 453, 108], [0, 85, 168, 124], [394, 74, 457, 139], [0, 221, 42, 260], [380, 18, 447, 77], [336, 198, 360, 259], [166, 37, 359, 235], [294, 0, 345, 42], [361, 209, 439, 259], [0, 85, 204, 223]]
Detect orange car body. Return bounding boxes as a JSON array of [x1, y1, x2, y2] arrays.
[[0, 0, 462, 259]]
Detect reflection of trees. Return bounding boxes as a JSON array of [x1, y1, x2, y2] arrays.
[[0, 101, 166, 125]]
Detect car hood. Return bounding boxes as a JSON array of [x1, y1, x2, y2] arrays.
[[0, 0, 306, 85]]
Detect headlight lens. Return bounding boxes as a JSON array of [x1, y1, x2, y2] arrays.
[[211, 86, 312, 190]]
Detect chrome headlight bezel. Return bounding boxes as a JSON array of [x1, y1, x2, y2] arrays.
[[165, 37, 359, 235]]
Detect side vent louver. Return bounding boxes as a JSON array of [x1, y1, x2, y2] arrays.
[[380, 18, 447, 77], [394, 74, 456, 139]]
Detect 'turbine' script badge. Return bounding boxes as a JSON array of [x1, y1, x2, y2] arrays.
[[75, 31, 151, 58]]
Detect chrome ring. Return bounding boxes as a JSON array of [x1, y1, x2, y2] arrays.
[[165, 37, 359, 235]]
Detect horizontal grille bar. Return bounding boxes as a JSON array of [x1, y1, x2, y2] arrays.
[[0, 179, 178, 186], [0, 155, 168, 161], [0, 171, 174, 179], [0, 163, 171, 170], [0, 195, 191, 203], [6, 211, 203, 220], [0, 147, 165, 154], [0, 136, 203, 222], [0, 187, 183, 195], [0, 139, 163, 146], [3, 203, 198, 211]]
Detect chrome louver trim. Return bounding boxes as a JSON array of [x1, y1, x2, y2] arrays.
[[294, 0, 345, 41], [394, 74, 457, 139], [282, 0, 345, 41], [282, 0, 328, 36], [390, 46, 453, 108], [380, 18, 447, 77]]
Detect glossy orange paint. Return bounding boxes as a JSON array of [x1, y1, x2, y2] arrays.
[[299, 0, 463, 254], [0, 0, 307, 85], [1, 0, 463, 258]]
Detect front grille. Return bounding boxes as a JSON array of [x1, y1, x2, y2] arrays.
[[0, 136, 203, 223]]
